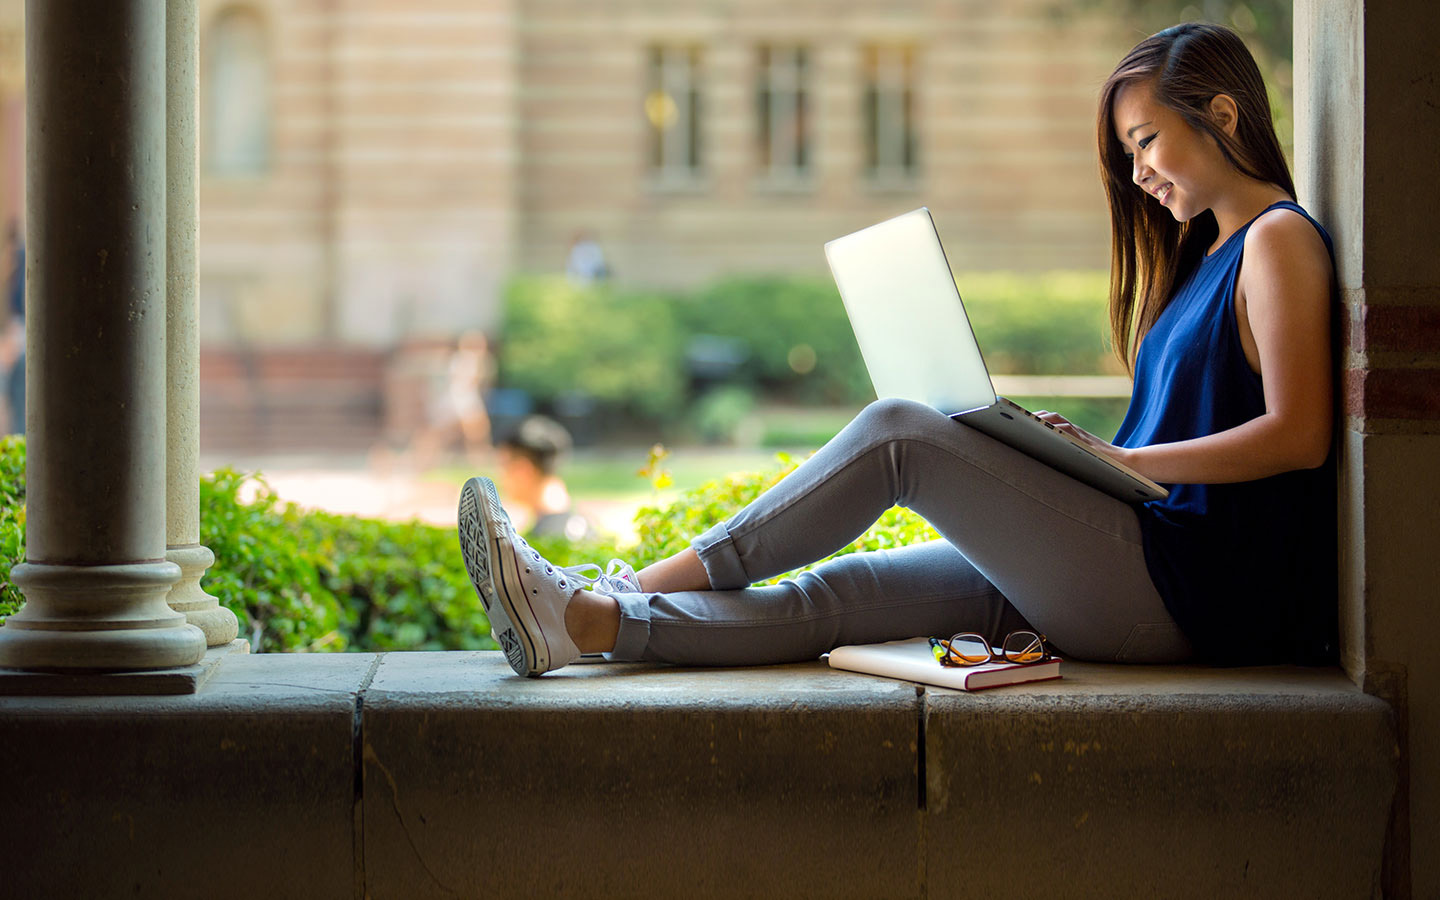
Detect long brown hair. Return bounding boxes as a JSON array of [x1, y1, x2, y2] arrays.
[[1098, 23, 1294, 372]]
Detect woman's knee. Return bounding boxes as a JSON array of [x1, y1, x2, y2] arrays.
[[855, 397, 951, 438]]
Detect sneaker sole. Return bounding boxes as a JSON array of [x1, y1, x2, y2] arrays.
[[457, 476, 547, 676]]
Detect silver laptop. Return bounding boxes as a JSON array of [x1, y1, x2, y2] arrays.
[[824, 207, 1167, 503]]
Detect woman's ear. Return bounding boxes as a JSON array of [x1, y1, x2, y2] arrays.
[[1208, 93, 1240, 137]]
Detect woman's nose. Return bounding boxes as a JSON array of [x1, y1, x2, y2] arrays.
[[1132, 157, 1151, 186]]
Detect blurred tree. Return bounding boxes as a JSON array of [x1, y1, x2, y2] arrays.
[[1054, 0, 1294, 158]]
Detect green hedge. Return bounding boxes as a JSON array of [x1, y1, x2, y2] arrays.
[[0, 438, 497, 653], [499, 271, 1116, 430], [0, 436, 24, 624], [1, 436, 935, 649], [201, 469, 499, 652], [957, 271, 1123, 376], [499, 277, 689, 421]]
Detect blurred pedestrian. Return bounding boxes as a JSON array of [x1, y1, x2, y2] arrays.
[[565, 229, 610, 285], [496, 415, 592, 542], [1, 222, 23, 435], [412, 330, 494, 468]]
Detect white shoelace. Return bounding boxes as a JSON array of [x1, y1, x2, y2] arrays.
[[555, 559, 640, 594], [513, 533, 640, 594]]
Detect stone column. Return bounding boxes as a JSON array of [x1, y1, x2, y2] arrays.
[[0, 0, 205, 671], [1296, 2, 1440, 896], [164, 0, 237, 647]]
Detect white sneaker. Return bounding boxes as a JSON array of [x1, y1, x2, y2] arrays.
[[458, 476, 583, 676]]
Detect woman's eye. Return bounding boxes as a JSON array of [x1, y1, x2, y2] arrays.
[[1138, 133, 1156, 149]]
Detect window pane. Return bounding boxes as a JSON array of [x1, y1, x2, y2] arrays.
[[757, 45, 811, 178], [207, 7, 271, 176], [863, 44, 919, 181], [646, 46, 703, 177]]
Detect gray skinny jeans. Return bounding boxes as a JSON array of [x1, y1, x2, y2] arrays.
[[607, 398, 1193, 666]]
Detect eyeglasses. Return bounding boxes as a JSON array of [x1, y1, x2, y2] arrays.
[[929, 631, 1051, 667]]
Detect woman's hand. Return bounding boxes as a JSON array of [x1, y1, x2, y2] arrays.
[[1033, 410, 1133, 468]]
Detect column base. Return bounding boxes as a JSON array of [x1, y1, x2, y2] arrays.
[[0, 560, 206, 671], [0, 637, 248, 695], [166, 543, 239, 647]]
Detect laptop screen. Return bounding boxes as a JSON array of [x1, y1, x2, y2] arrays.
[[824, 208, 997, 415]]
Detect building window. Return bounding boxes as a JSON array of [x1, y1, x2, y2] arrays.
[[205, 6, 271, 176], [757, 45, 811, 180], [863, 45, 919, 183], [645, 46, 703, 181]]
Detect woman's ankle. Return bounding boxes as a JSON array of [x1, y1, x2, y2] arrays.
[[564, 589, 621, 654]]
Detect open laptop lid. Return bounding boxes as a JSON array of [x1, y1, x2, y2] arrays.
[[824, 208, 996, 415]]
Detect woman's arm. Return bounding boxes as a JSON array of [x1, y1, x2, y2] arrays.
[[1042, 208, 1335, 485]]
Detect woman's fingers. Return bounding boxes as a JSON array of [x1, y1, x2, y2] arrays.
[[1032, 412, 1126, 463]]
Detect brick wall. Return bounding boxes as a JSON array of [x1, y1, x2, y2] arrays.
[[1344, 302, 1440, 425], [198, 345, 387, 452]]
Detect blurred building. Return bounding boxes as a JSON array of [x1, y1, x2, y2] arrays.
[[0, 0, 1135, 449]]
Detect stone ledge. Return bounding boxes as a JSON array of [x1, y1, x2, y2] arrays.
[[0, 651, 1398, 900], [0, 653, 377, 900], [362, 652, 922, 900], [922, 661, 1397, 899]]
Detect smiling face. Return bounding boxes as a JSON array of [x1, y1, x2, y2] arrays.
[[1111, 79, 1231, 224]]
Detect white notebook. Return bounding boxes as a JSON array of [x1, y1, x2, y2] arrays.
[[826, 637, 1061, 691]]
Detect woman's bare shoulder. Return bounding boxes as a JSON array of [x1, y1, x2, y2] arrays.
[[1243, 205, 1331, 272]]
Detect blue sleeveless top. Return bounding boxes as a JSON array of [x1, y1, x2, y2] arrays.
[[1112, 201, 1338, 665]]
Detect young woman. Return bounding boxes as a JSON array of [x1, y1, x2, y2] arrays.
[[459, 22, 1338, 677]]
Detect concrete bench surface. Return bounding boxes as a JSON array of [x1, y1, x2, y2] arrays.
[[1, 650, 1396, 900]]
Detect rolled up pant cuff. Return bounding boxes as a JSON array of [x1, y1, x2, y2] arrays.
[[604, 590, 653, 661], [690, 521, 750, 590], [604, 520, 749, 662]]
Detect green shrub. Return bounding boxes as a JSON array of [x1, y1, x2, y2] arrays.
[[0, 435, 25, 624], [959, 271, 1120, 375], [499, 276, 688, 420], [0, 442, 1031, 653], [679, 277, 872, 404], [689, 384, 759, 443], [292, 507, 497, 652], [199, 468, 348, 651], [0, 443, 497, 652], [497, 271, 1117, 434], [202, 469, 499, 652]]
